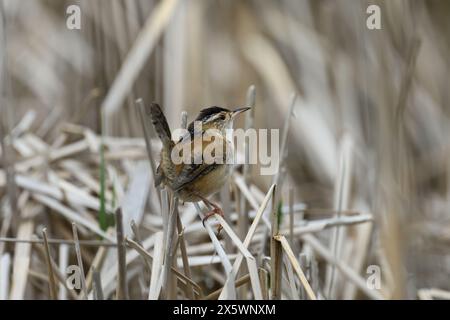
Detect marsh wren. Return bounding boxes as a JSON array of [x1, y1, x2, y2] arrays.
[[150, 103, 250, 227]]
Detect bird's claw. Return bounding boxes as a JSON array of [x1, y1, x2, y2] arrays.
[[202, 207, 224, 235]]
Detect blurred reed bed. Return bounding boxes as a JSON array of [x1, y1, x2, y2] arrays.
[[0, 0, 449, 300]]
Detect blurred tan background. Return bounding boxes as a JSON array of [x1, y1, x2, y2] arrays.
[[1, 0, 450, 299]]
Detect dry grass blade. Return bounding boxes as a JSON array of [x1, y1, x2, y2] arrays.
[[176, 214, 194, 299], [72, 223, 88, 300], [343, 218, 373, 299], [85, 246, 108, 296], [34, 243, 79, 300], [218, 184, 275, 299], [270, 186, 282, 300], [125, 237, 202, 297], [302, 234, 384, 300], [161, 196, 178, 299], [284, 255, 299, 300], [9, 203, 36, 299], [58, 244, 69, 300], [131, 219, 151, 285], [417, 288, 450, 300], [259, 268, 269, 300], [101, 234, 156, 298], [275, 235, 316, 300], [326, 135, 353, 299], [215, 215, 263, 300], [115, 209, 128, 299], [92, 269, 104, 300], [33, 194, 114, 242], [280, 214, 373, 236], [41, 228, 57, 300], [0, 237, 117, 247], [195, 203, 236, 299], [204, 274, 251, 300], [121, 161, 151, 236], [148, 231, 164, 299]]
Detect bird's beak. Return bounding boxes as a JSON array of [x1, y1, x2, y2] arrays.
[[232, 107, 251, 118]]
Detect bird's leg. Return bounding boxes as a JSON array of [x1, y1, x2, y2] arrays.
[[196, 195, 224, 234], [201, 204, 224, 225]]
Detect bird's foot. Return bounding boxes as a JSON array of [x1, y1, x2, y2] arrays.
[[202, 207, 224, 235]]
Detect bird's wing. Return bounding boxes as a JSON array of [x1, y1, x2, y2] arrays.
[[171, 133, 228, 192], [172, 162, 221, 192]]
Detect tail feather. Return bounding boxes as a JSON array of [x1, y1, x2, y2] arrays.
[[149, 103, 173, 148]]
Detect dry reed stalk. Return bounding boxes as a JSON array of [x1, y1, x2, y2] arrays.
[[9, 201, 37, 299], [236, 84, 256, 299], [326, 135, 354, 299], [270, 186, 282, 300], [33, 194, 114, 242], [33, 244, 79, 300], [0, 254, 10, 300], [0, 114, 19, 239], [28, 270, 48, 283], [259, 94, 296, 258], [0, 201, 13, 258], [115, 209, 128, 299], [130, 219, 151, 286], [58, 244, 69, 300], [102, 0, 180, 131], [14, 139, 89, 173], [302, 234, 384, 300], [220, 185, 233, 252], [279, 214, 373, 237], [161, 196, 178, 299], [0, 237, 118, 247], [218, 184, 275, 299], [41, 228, 58, 300], [342, 216, 373, 299], [85, 246, 108, 295], [121, 161, 151, 236], [195, 202, 236, 299], [275, 235, 316, 300], [72, 223, 88, 300], [92, 269, 104, 300], [215, 215, 263, 299], [176, 214, 194, 299], [284, 255, 299, 300], [259, 268, 269, 300], [160, 189, 169, 242], [148, 231, 164, 299], [100, 234, 155, 297], [204, 274, 251, 300], [125, 237, 203, 298], [418, 288, 450, 300]]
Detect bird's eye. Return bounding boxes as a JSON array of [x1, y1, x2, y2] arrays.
[[218, 114, 226, 120]]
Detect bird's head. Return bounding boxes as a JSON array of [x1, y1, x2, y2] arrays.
[[189, 106, 251, 133]]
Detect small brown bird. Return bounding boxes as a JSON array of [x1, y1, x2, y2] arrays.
[[150, 103, 250, 226]]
